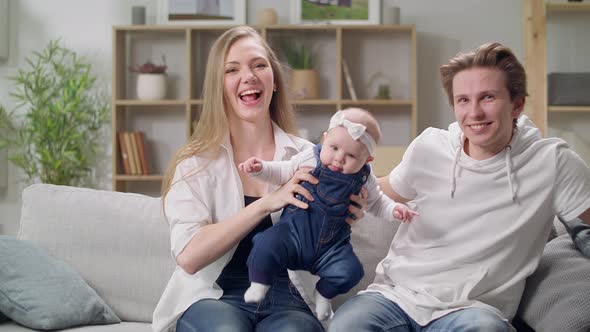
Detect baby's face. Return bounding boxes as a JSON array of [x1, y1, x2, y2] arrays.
[[320, 127, 370, 174]]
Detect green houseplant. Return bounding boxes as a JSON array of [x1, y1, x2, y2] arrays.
[[281, 40, 319, 99], [0, 39, 109, 185], [282, 41, 314, 70]]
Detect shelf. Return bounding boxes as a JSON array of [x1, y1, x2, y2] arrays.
[[115, 175, 164, 181], [523, 0, 590, 136], [292, 99, 339, 105], [549, 105, 590, 112], [341, 99, 413, 106], [546, 3, 590, 13], [112, 24, 417, 194], [263, 24, 415, 32], [115, 100, 187, 106]]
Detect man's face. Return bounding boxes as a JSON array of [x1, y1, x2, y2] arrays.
[[452, 67, 524, 160]]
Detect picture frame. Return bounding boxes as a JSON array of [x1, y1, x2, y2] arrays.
[[290, 0, 380, 25], [157, 0, 246, 25]]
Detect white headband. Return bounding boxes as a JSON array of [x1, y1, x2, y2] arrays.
[[328, 110, 376, 156]]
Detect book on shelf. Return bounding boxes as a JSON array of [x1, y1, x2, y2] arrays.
[[118, 131, 151, 176], [129, 132, 143, 175], [135, 131, 150, 175], [123, 132, 137, 175], [342, 59, 357, 101], [117, 132, 131, 175]]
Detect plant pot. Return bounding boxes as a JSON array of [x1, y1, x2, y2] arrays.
[[136, 73, 166, 100], [290, 69, 319, 99], [257, 8, 278, 25]]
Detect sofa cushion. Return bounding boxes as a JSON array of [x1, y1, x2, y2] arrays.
[[0, 236, 120, 330], [0, 321, 151, 332], [17, 184, 176, 323], [517, 233, 590, 332], [332, 213, 399, 309]]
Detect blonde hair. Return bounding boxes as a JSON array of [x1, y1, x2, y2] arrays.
[[440, 42, 528, 106], [161, 26, 298, 201]]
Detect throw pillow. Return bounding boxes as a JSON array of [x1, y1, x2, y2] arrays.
[[517, 234, 590, 332], [0, 235, 120, 330]]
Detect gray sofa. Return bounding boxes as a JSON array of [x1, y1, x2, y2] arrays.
[[0, 184, 588, 331]]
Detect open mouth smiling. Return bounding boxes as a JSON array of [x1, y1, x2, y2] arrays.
[[239, 89, 262, 103]]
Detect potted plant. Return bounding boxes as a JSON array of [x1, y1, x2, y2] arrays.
[[129, 57, 168, 100], [282, 40, 319, 99], [0, 39, 109, 186]]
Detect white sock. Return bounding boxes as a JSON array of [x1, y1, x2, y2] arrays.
[[244, 282, 270, 303], [314, 290, 332, 321]]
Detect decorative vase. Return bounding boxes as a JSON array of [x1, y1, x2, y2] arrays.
[[136, 73, 166, 100], [381, 5, 400, 25], [257, 8, 278, 26], [290, 69, 319, 99]]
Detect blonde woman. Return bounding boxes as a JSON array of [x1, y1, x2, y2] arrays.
[[151, 26, 367, 332]]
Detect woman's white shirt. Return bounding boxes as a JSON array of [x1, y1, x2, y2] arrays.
[[151, 123, 315, 332]]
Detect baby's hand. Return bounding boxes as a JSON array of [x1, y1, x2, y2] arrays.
[[238, 157, 263, 174], [393, 204, 419, 223]]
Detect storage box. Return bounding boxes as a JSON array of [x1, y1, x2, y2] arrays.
[[548, 73, 590, 106]]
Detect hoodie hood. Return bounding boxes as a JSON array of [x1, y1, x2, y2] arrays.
[[447, 115, 542, 201]]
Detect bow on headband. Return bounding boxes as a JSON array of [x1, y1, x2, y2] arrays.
[[328, 110, 376, 155]]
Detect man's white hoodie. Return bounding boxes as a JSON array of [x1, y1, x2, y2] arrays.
[[364, 115, 590, 325]]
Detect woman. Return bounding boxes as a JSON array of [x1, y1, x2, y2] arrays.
[[151, 26, 367, 332]]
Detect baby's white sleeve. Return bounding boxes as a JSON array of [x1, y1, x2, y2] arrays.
[[250, 148, 317, 185], [365, 173, 398, 221]]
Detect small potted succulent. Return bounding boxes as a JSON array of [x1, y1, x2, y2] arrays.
[[129, 57, 168, 100]]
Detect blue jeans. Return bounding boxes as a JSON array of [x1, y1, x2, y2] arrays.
[[329, 292, 512, 332], [248, 144, 369, 299], [176, 274, 323, 332], [563, 217, 590, 257]]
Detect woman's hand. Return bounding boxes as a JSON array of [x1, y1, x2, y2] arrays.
[[346, 187, 368, 226], [260, 167, 318, 214]]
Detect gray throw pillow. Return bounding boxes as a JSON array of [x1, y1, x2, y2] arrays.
[[517, 234, 590, 332], [0, 235, 120, 330]]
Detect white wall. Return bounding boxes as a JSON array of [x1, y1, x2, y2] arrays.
[[0, 0, 524, 235]]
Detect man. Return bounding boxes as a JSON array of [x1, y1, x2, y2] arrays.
[[329, 42, 590, 332]]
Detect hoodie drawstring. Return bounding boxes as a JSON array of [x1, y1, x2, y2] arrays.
[[450, 144, 516, 202], [505, 145, 516, 201], [450, 146, 461, 198]]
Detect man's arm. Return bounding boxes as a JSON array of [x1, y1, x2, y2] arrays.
[[377, 176, 411, 204]]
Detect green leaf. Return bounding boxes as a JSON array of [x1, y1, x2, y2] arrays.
[[0, 39, 109, 186]]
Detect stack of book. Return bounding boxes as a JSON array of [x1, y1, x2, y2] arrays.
[[118, 131, 150, 175]]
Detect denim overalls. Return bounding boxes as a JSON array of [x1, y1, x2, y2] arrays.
[[247, 144, 369, 299]]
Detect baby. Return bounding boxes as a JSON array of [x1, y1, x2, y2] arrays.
[[238, 108, 418, 320]]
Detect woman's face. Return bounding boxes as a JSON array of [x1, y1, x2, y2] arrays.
[[452, 67, 524, 160], [223, 37, 275, 125]]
